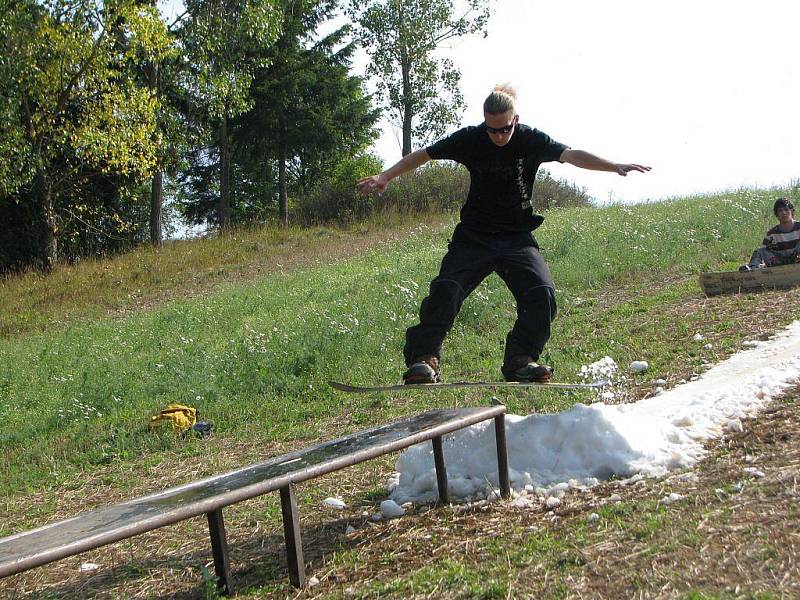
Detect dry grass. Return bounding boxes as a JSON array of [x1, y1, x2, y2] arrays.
[[0, 214, 455, 338]]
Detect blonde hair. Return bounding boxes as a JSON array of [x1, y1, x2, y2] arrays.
[[483, 83, 517, 115]]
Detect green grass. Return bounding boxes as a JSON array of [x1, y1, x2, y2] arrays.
[[0, 188, 790, 496], [3, 186, 800, 598]]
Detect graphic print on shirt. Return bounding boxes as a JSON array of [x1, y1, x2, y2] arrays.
[[517, 158, 531, 209]]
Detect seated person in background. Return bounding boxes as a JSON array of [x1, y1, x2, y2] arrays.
[[740, 197, 800, 271]]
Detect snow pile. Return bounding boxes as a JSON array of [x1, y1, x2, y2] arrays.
[[389, 322, 800, 504]]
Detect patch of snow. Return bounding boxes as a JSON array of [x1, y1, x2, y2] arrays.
[[380, 499, 405, 518], [390, 321, 800, 504], [661, 492, 684, 504], [726, 419, 744, 432], [323, 497, 346, 509], [743, 467, 766, 478], [545, 496, 561, 509]]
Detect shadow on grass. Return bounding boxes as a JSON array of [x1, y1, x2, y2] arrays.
[[6, 511, 389, 599]]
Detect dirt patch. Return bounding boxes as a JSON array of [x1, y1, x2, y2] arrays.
[[567, 389, 800, 599]]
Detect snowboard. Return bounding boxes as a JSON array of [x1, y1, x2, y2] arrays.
[[328, 379, 609, 393]]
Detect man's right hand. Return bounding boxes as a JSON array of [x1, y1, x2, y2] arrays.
[[356, 174, 389, 196]]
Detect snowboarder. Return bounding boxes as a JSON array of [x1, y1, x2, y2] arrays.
[[740, 197, 800, 271], [357, 84, 650, 385]]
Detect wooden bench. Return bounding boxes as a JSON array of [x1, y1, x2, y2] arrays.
[[0, 406, 509, 595]]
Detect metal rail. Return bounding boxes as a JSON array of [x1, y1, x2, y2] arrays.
[[1, 405, 509, 594]]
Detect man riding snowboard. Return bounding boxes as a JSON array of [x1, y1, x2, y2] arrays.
[[357, 84, 650, 385]]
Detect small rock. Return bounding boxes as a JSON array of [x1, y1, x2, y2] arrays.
[[653, 386, 664, 396], [587, 512, 601, 524], [693, 333, 704, 342], [307, 576, 320, 587], [80, 562, 99, 572], [703, 343, 713, 350], [345, 525, 357, 536], [629, 360, 649, 373]]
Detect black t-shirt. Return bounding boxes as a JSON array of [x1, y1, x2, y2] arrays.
[[426, 123, 568, 232]]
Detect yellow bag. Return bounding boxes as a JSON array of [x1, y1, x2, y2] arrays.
[[150, 404, 198, 432]]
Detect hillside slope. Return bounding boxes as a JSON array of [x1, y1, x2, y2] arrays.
[[2, 188, 799, 598]]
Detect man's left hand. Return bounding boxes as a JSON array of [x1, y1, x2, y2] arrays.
[[615, 164, 651, 176]]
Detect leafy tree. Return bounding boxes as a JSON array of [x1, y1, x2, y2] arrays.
[[348, 0, 491, 156], [243, 1, 378, 226], [178, 0, 282, 228], [0, 0, 172, 269], [179, 0, 378, 228]]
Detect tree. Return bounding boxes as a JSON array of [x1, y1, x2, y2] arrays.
[[177, 0, 378, 228], [348, 0, 490, 156], [178, 0, 282, 229], [0, 0, 172, 269], [242, 0, 378, 226]]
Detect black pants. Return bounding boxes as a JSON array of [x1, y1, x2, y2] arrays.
[[404, 223, 557, 367]]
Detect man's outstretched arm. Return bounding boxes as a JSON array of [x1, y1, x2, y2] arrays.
[[357, 149, 432, 196], [560, 149, 650, 176]]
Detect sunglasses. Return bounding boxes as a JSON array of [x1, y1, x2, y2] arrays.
[[485, 116, 517, 135]]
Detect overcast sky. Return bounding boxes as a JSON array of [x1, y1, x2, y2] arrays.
[[365, 0, 800, 204]]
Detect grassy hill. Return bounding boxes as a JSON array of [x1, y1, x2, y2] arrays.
[[2, 188, 798, 598]]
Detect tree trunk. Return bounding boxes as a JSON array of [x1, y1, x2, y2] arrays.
[[278, 124, 288, 228], [32, 170, 57, 270], [401, 49, 412, 157], [146, 58, 163, 245], [219, 116, 232, 228], [150, 170, 163, 244]]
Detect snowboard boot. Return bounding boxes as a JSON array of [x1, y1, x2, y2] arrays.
[[502, 354, 553, 383], [403, 355, 440, 385]]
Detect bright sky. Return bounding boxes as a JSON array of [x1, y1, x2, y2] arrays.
[[159, 0, 800, 205], [366, 0, 800, 204]]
